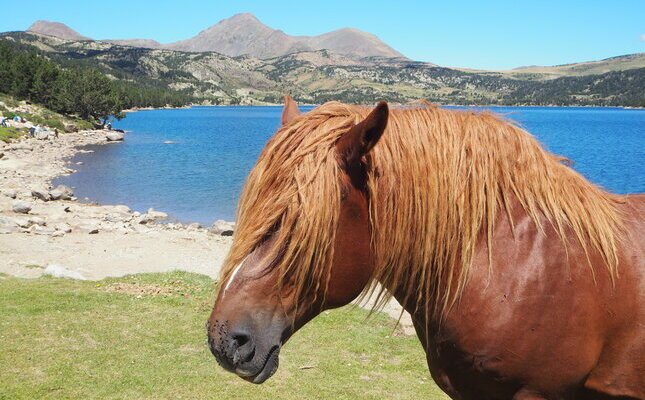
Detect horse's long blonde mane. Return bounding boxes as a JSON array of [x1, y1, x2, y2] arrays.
[[221, 101, 622, 318]]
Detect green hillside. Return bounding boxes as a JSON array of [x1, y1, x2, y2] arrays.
[[2, 31, 643, 107]]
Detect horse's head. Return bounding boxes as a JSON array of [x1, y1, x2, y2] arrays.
[[207, 97, 388, 383]]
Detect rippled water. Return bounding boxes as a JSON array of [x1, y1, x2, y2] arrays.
[[54, 106, 644, 224]]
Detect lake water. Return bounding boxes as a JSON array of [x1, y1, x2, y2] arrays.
[[54, 106, 645, 225]]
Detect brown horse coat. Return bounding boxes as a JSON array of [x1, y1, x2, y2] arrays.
[[209, 99, 644, 399]]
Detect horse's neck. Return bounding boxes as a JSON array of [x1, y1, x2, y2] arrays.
[[384, 194, 533, 326]]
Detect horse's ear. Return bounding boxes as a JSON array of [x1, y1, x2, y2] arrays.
[[281, 95, 301, 126], [336, 101, 388, 167]]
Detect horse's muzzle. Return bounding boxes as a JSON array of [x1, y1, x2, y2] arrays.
[[207, 320, 281, 384]]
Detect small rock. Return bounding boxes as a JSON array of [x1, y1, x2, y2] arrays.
[[33, 226, 56, 235], [105, 214, 125, 223], [106, 132, 124, 142], [12, 217, 31, 228], [139, 208, 168, 224], [49, 185, 74, 201], [28, 216, 46, 226], [51, 231, 65, 237], [0, 152, 4, 159], [132, 211, 141, 217], [113, 205, 131, 214], [12, 200, 31, 214], [221, 230, 234, 236], [79, 225, 99, 234], [210, 219, 235, 235], [3, 189, 17, 199], [54, 223, 72, 233], [187, 222, 201, 230], [32, 188, 51, 201]]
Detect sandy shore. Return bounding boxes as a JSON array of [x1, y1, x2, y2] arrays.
[[0, 130, 414, 334]]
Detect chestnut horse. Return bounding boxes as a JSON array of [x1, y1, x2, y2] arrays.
[[207, 97, 644, 399]]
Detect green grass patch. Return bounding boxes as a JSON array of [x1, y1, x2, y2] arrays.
[[22, 264, 44, 269], [24, 113, 67, 132], [0, 126, 25, 142], [0, 271, 448, 400]]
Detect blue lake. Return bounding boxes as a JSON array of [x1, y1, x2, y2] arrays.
[[54, 106, 645, 225]]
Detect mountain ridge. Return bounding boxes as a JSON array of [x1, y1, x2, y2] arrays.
[[2, 31, 643, 108], [26, 13, 405, 59]]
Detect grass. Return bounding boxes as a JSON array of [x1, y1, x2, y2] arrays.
[[0, 126, 25, 142], [0, 271, 449, 400], [22, 264, 44, 269]]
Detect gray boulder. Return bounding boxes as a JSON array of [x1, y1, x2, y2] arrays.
[[12, 200, 31, 214], [139, 208, 168, 224], [210, 219, 235, 235], [32, 188, 51, 201], [106, 132, 124, 142], [49, 185, 74, 201]]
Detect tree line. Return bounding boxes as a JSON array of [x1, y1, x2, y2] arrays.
[[0, 40, 193, 122]]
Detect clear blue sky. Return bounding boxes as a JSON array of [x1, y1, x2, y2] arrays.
[[1, 0, 643, 70]]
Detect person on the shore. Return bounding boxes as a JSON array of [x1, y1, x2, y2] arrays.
[[54, 128, 59, 138], [0, 117, 7, 127], [35, 125, 42, 137], [12, 115, 19, 122], [29, 126, 35, 138]]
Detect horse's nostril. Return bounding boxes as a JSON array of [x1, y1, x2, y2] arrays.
[[231, 330, 255, 366], [233, 333, 250, 347]]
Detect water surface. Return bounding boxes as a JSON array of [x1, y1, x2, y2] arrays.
[[55, 106, 644, 224]]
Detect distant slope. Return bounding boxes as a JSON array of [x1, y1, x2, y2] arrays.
[[27, 20, 92, 41], [165, 13, 406, 59], [454, 53, 645, 81], [104, 38, 163, 49], [509, 53, 645, 77], [1, 32, 643, 107]]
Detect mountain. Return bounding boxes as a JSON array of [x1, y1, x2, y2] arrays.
[[22, 13, 405, 59], [2, 31, 643, 107], [164, 13, 405, 59], [27, 20, 91, 41]]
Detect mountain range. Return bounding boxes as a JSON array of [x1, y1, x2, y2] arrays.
[[3, 29, 643, 107], [27, 13, 405, 59]]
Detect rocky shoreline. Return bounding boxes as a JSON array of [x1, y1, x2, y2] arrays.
[[0, 130, 234, 280]]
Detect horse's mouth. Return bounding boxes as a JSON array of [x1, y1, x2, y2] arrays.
[[240, 345, 280, 384]]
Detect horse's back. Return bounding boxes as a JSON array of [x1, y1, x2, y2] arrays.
[[584, 193, 645, 398]]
